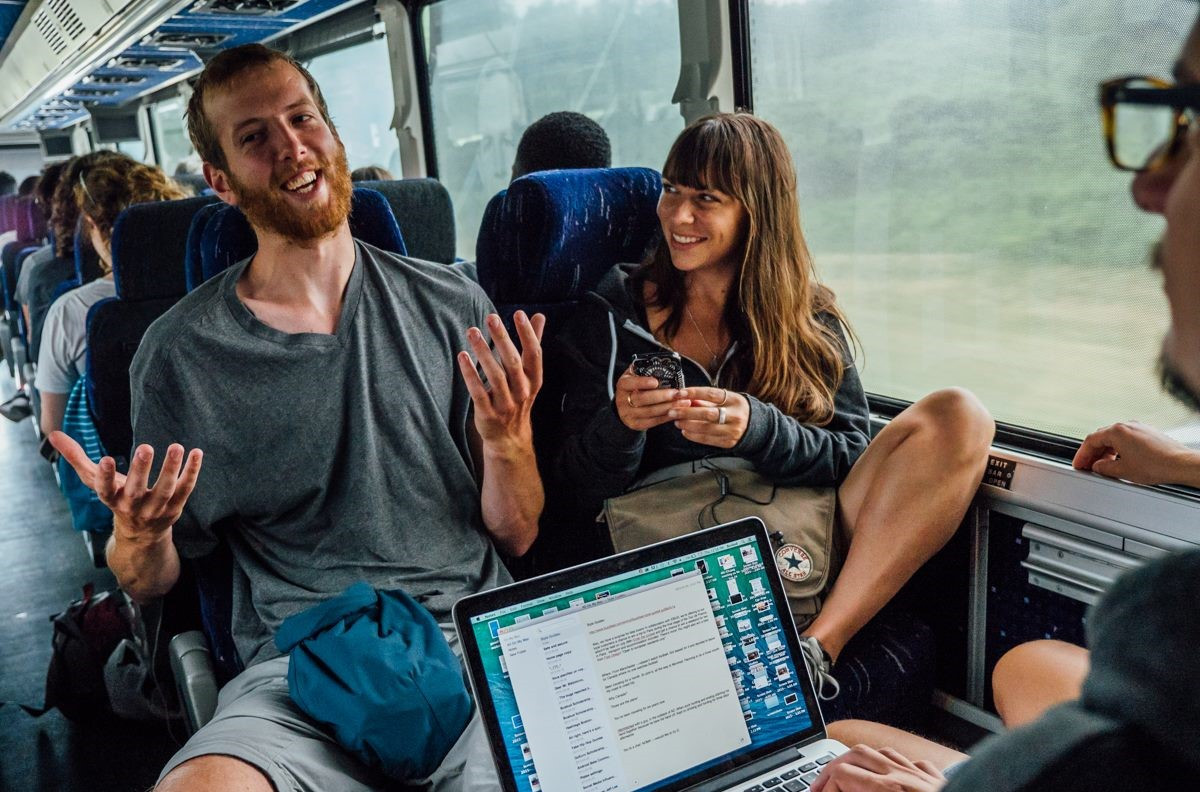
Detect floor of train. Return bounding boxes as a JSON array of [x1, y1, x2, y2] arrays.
[[0, 374, 178, 792]]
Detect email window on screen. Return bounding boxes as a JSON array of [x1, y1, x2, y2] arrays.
[[470, 536, 814, 792]]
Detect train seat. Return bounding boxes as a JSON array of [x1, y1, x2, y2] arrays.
[[355, 178, 457, 264], [190, 187, 406, 288], [85, 195, 220, 461], [474, 166, 663, 332]]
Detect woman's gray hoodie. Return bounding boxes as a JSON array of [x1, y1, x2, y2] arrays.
[[548, 265, 871, 513]]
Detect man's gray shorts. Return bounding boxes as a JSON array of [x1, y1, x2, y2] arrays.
[[158, 655, 501, 791]]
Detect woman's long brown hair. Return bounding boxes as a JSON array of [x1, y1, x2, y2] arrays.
[[637, 112, 854, 424]]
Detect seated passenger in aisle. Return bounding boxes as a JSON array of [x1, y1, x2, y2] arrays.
[[552, 112, 995, 699], [52, 43, 543, 792], [511, 110, 611, 180], [35, 155, 186, 437], [814, 10, 1200, 790]]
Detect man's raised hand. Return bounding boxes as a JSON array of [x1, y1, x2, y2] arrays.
[[457, 311, 545, 451], [49, 431, 203, 538]]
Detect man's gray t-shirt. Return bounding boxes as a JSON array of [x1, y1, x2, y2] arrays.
[[131, 240, 511, 667]]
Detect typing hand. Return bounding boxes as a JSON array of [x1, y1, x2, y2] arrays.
[[811, 745, 947, 792], [614, 366, 691, 431], [1072, 420, 1200, 486], [50, 431, 203, 539], [668, 386, 748, 448], [458, 311, 545, 452]]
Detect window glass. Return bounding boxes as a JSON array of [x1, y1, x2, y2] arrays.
[[152, 98, 198, 175], [306, 37, 401, 177], [749, 0, 1197, 440], [424, 0, 683, 255]]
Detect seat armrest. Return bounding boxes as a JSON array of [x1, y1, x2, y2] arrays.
[[169, 630, 220, 733]]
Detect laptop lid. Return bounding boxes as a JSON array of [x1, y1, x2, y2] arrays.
[[454, 518, 828, 792]]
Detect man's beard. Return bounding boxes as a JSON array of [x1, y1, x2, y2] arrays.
[[230, 144, 353, 242], [1159, 351, 1200, 412]]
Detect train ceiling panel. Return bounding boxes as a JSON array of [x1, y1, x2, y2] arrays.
[[1, 0, 363, 133]]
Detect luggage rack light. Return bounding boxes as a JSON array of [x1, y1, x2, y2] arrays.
[[83, 74, 148, 86], [108, 56, 187, 71], [142, 31, 232, 49], [188, 0, 308, 15]]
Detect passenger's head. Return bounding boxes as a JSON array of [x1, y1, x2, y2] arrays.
[[186, 43, 352, 242], [0, 171, 14, 196], [350, 165, 393, 181], [34, 160, 67, 215], [51, 151, 123, 260], [511, 111, 611, 181], [17, 175, 38, 197], [75, 156, 187, 271], [641, 112, 850, 422], [1113, 14, 1200, 409]]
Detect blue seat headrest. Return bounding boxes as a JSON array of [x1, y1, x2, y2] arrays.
[[474, 167, 662, 305], [110, 195, 220, 301], [355, 179, 456, 264], [196, 188, 406, 286], [185, 202, 225, 292]]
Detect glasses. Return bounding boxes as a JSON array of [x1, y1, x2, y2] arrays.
[[1099, 76, 1200, 172]]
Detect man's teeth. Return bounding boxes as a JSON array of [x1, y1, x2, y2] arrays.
[[672, 233, 701, 243], [285, 171, 317, 191]]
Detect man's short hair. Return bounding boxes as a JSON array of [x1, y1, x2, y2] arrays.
[[186, 43, 336, 172], [512, 111, 612, 179], [0, 171, 15, 196]]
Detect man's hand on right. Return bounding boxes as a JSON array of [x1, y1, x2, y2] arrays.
[[50, 431, 203, 539], [810, 745, 947, 792], [1072, 421, 1200, 487]]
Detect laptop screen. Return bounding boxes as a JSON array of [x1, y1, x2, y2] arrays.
[[457, 520, 823, 792]]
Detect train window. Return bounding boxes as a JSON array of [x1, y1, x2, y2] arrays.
[[422, 0, 684, 254], [151, 98, 198, 174], [748, 0, 1198, 441], [306, 37, 401, 175]]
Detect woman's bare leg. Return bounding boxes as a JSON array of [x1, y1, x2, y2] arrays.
[[826, 720, 967, 771], [805, 388, 995, 661], [992, 640, 1089, 728]]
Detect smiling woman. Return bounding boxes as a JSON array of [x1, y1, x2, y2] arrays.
[[551, 111, 995, 701]]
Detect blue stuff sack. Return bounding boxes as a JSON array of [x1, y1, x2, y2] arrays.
[[274, 582, 472, 781]]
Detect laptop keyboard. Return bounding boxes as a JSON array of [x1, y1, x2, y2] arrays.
[[740, 753, 837, 791]]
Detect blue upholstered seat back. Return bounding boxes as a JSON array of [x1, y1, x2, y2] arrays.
[[193, 188, 406, 287], [185, 202, 225, 292], [474, 167, 662, 323], [110, 195, 219, 301]]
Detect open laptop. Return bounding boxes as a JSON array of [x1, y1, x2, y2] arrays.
[[454, 517, 848, 792]]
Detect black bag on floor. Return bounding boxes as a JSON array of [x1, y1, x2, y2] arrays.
[[23, 583, 180, 723]]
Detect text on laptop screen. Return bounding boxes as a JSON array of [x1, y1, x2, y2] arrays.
[[468, 534, 813, 792]]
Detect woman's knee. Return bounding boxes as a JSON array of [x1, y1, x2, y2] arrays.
[[905, 387, 995, 456], [992, 640, 1089, 729]]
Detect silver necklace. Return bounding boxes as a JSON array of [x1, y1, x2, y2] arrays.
[[685, 304, 725, 370]]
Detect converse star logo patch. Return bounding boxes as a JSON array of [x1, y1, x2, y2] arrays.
[[774, 543, 812, 582]]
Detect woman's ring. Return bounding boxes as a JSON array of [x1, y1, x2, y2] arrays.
[[717, 407, 728, 425], [717, 388, 729, 406], [626, 393, 635, 408]]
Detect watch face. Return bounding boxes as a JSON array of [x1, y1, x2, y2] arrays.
[[632, 352, 685, 389]]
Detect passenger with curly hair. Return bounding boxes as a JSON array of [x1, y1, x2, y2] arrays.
[[35, 155, 186, 436]]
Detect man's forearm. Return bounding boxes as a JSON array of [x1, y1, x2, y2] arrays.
[[105, 520, 181, 603], [480, 440, 543, 557], [1183, 450, 1200, 489]]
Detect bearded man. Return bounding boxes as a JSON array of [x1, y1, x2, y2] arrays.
[[52, 44, 543, 792]]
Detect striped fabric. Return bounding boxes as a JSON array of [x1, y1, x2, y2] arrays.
[[56, 376, 113, 534]]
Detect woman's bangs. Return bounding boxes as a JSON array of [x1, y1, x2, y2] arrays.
[[663, 120, 739, 195]]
